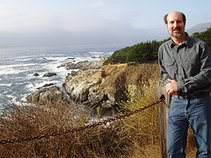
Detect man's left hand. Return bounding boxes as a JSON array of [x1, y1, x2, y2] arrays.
[[165, 79, 179, 96]]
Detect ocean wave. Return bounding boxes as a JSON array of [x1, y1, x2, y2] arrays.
[[25, 80, 61, 91], [44, 56, 72, 62], [0, 83, 12, 87], [0, 63, 38, 75]]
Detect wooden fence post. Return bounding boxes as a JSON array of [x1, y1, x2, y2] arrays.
[[157, 81, 170, 158]]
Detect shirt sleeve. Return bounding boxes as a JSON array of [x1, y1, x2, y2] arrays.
[[177, 42, 211, 93], [158, 46, 171, 86]]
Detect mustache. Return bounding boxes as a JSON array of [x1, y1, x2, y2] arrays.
[[173, 27, 182, 31]]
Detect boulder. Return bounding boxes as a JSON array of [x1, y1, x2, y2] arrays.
[[37, 83, 54, 89], [33, 73, 39, 76], [65, 69, 102, 102], [26, 85, 69, 106], [43, 72, 57, 77]]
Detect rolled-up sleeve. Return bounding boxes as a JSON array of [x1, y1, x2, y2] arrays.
[[179, 42, 211, 93], [158, 37, 211, 95]]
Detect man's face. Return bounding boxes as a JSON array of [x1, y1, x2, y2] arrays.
[[166, 12, 185, 39]]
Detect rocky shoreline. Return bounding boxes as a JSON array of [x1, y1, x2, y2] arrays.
[[26, 59, 159, 117]]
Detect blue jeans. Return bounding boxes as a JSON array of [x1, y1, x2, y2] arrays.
[[167, 94, 211, 158]]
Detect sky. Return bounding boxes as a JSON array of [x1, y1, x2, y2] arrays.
[[0, 0, 211, 48]]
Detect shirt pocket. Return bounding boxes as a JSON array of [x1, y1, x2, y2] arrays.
[[182, 54, 200, 75], [164, 60, 177, 79]]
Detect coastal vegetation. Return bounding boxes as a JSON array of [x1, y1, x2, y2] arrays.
[[192, 27, 211, 51], [103, 41, 162, 65], [0, 66, 165, 158], [0, 64, 196, 158], [104, 27, 211, 65]]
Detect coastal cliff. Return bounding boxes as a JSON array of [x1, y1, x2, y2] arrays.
[[27, 61, 160, 116]]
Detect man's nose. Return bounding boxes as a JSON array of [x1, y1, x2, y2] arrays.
[[173, 22, 178, 27], [173, 21, 181, 28]]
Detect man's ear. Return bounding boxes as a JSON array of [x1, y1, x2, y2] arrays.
[[165, 23, 168, 29]]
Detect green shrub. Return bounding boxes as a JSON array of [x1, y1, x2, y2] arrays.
[[192, 27, 211, 51], [103, 41, 163, 65], [104, 28, 211, 65]]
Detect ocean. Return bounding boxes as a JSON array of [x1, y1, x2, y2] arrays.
[[0, 46, 114, 109]]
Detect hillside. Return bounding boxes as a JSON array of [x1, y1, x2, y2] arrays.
[[187, 22, 211, 35], [104, 26, 211, 65]]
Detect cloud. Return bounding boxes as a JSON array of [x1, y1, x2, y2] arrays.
[[0, 2, 54, 33], [0, 1, 171, 47], [0, 1, 138, 33]]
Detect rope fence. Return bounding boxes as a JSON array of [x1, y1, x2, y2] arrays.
[[0, 95, 165, 145]]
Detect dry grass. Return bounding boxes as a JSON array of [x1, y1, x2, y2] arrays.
[[0, 67, 196, 157], [120, 79, 196, 158], [0, 101, 133, 158], [120, 80, 162, 158]]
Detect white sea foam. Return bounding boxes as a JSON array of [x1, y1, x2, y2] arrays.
[[0, 63, 38, 75], [14, 57, 33, 62], [0, 83, 12, 87], [25, 80, 60, 92], [44, 56, 70, 62], [88, 51, 104, 58], [9, 95, 17, 100]]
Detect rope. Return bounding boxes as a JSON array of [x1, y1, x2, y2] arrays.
[[0, 95, 165, 145]]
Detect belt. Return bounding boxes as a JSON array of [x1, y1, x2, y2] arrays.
[[172, 92, 210, 98]]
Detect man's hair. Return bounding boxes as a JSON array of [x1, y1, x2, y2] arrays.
[[163, 11, 186, 24]]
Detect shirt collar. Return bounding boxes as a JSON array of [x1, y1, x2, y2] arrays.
[[169, 32, 190, 48]]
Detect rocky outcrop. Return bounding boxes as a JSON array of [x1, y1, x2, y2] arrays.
[[33, 73, 39, 76], [27, 60, 160, 117], [26, 85, 69, 106], [57, 60, 102, 70], [64, 63, 160, 116], [43, 72, 57, 77]]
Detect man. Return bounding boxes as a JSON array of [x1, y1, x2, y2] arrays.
[[158, 11, 211, 158]]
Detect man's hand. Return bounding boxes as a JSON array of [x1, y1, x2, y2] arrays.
[[165, 79, 179, 95]]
